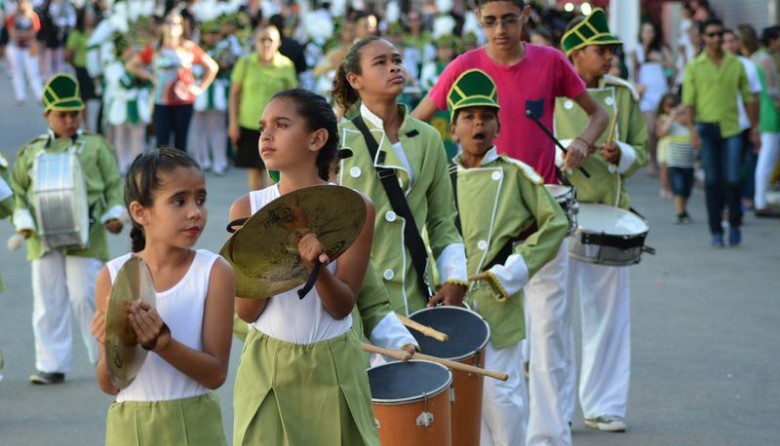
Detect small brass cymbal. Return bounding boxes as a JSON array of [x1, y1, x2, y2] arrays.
[[221, 185, 367, 299], [105, 257, 156, 389]]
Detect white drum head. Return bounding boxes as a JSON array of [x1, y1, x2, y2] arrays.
[[544, 184, 572, 199], [576, 203, 648, 235]]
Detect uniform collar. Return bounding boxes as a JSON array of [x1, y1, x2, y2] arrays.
[[454, 146, 500, 168], [359, 102, 412, 132]]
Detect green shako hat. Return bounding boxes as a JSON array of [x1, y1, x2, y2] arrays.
[[447, 69, 500, 120], [43, 74, 84, 112], [560, 8, 622, 56]]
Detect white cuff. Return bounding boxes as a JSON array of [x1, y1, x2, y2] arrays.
[[486, 253, 529, 297], [615, 140, 637, 174], [13, 209, 36, 233], [436, 243, 468, 285], [100, 205, 127, 224], [556, 139, 572, 169], [369, 313, 418, 351]]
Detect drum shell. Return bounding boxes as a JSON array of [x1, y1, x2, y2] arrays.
[[32, 152, 90, 249], [369, 360, 453, 446], [568, 203, 649, 266], [545, 184, 579, 236], [409, 307, 490, 446]]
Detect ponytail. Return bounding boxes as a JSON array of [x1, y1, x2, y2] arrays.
[[330, 36, 386, 114]]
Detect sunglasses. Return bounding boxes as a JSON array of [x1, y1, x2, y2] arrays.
[[705, 31, 724, 38]]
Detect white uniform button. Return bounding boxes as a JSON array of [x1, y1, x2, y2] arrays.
[[605, 96, 614, 106], [385, 211, 397, 222], [564, 100, 574, 110], [491, 171, 502, 181], [477, 240, 488, 251], [350, 167, 361, 178], [383, 269, 394, 280]]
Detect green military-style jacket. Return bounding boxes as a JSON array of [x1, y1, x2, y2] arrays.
[[554, 75, 648, 209], [339, 104, 467, 315], [0, 153, 14, 292], [11, 130, 125, 261], [455, 149, 568, 349]]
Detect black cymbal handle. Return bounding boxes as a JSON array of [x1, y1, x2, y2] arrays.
[[226, 217, 248, 233], [525, 110, 591, 178], [298, 261, 322, 299]]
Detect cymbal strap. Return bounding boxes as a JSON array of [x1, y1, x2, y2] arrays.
[[297, 261, 322, 299], [226, 217, 248, 233]]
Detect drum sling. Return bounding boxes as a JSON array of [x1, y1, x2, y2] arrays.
[[352, 116, 433, 299], [449, 165, 537, 270]]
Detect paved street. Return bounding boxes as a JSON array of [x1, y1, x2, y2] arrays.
[[0, 66, 779, 446]]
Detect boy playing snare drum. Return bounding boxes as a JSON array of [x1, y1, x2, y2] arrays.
[[10, 73, 125, 385], [448, 69, 569, 445]]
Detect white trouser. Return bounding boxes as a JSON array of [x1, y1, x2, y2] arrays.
[[524, 240, 574, 446], [190, 110, 228, 172], [5, 44, 43, 102], [480, 340, 528, 446], [31, 251, 103, 373], [755, 132, 780, 209], [569, 258, 631, 419], [109, 123, 146, 176]]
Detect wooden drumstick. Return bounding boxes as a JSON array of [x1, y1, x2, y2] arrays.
[[606, 108, 620, 146], [361, 343, 509, 382], [467, 273, 490, 282], [396, 314, 449, 342]]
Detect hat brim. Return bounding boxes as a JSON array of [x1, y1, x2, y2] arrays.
[[450, 97, 500, 120], [46, 99, 85, 112], [565, 34, 623, 56]]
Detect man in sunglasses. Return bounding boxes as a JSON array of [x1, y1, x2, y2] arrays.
[[413, 2, 608, 446], [682, 18, 759, 247]]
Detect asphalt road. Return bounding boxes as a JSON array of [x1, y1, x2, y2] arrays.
[[0, 66, 779, 446]]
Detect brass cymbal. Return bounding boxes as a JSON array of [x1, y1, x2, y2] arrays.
[[221, 185, 367, 299], [105, 257, 156, 389]]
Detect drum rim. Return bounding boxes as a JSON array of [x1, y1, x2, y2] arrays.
[[575, 203, 649, 235], [368, 360, 453, 405], [409, 306, 491, 362]]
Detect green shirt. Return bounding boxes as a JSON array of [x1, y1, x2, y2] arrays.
[[683, 51, 753, 138], [231, 52, 297, 130], [0, 155, 13, 293], [66, 30, 89, 68], [752, 49, 780, 132]]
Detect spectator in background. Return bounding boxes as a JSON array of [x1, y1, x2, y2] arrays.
[[353, 11, 378, 40], [5, 0, 43, 105], [65, 6, 97, 131], [529, 27, 552, 46], [126, 12, 218, 154], [228, 25, 297, 191], [683, 18, 758, 247], [722, 28, 763, 212], [740, 24, 780, 217], [269, 13, 307, 78], [691, 0, 715, 24], [632, 20, 675, 187], [39, 0, 76, 78]]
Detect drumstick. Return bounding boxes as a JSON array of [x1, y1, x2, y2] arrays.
[[396, 314, 449, 342], [606, 108, 619, 146], [468, 273, 490, 282], [361, 343, 509, 382]]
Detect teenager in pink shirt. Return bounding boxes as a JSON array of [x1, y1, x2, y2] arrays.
[[413, 2, 608, 446]]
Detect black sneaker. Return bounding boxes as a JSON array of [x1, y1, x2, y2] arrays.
[[29, 371, 65, 385]]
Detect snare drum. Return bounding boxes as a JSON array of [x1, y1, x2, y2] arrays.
[[368, 360, 453, 446], [569, 203, 654, 266], [32, 151, 90, 250], [545, 184, 578, 235], [409, 307, 490, 446]]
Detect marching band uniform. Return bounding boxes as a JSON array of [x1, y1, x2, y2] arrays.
[[448, 70, 569, 446], [233, 185, 379, 446], [104, 251, 227, 446], [339, 104, 468, 315], [555, 10, 648, 430], [10, 74, 124, 382]]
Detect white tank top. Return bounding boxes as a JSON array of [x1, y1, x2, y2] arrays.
[[107, 249, 219, 402], [248, 185, 353, 344]]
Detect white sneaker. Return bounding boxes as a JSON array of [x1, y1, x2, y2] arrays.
[[584, 416, 627, 432]]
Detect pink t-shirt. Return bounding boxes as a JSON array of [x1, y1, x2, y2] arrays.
[[429, 44, 585, 184]]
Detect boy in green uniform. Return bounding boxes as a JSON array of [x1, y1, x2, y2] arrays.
[[449, 69, 569, 445], [10, 74, 125, 385], [555, 9, 648, 432]]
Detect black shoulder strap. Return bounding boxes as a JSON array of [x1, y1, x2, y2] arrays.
[[352, 116, 433, 299], [448, 163, 462, 235]]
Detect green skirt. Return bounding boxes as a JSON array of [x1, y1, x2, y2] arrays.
[[105, 392, 226, 446], [233, 328, 379, 446]]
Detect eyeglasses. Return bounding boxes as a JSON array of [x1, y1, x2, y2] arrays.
[[480, 15, 520, 29], [705, 31, 724, 38], [258, 37, 275, 44]]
